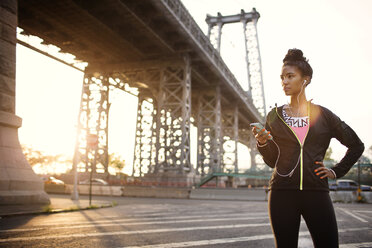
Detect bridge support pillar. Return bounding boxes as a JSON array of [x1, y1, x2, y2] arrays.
[[221, 105, 239, 173], [72, 74, 110, 180], [153, 56, 193, 179], [0, 0, 50, 205], [249, 136, 266, 170], [196, 86, 222, 176], [133, 93, 156, 177]]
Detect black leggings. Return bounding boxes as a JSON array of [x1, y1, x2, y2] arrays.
[[268, 190, 338, 248]]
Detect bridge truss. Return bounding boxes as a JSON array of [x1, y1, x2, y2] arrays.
[[72, 68, 265, 185], [206, 9, 267, 175], [17, 0, 268, 187]]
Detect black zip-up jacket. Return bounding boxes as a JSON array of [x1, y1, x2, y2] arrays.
[[258, 102, 364, 191]]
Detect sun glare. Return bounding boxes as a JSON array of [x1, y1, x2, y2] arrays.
[[16, 43, 138, 176], [16, 42, 83, 175]]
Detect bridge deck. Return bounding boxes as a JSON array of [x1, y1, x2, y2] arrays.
[[18, 0, 263, 128]]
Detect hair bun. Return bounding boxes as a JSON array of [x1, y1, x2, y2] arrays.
[[283, 48, 307, 63]]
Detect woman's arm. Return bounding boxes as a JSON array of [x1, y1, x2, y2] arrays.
[[253, 117, 279, 168], [324, 108, 364, 178]]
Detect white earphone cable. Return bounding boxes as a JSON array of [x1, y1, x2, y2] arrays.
[[271, 138, 301, 177]]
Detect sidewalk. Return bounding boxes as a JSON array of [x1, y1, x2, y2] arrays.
[[0, 193, 114, 218]]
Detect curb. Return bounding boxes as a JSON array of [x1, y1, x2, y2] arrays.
[[0, 203, 114, 218]]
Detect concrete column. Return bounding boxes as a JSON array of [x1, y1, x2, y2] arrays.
[[0, 0, 50, 205]]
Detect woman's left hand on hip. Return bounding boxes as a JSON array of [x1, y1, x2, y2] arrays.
[[314, 161, 336, 179]]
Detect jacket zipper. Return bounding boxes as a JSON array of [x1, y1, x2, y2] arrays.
[[275, 103, 310, 190]]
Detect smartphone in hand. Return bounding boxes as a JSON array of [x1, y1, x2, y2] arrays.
[[250, 123, 273, 140]]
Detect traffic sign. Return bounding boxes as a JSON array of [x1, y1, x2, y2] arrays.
[[87, 134, 98, 148]]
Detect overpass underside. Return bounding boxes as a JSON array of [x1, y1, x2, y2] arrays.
[[78, 61, 262, 186], [0, 0, 267, 199]]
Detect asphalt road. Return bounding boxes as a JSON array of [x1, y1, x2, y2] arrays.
[[0, 195, 371, 247]]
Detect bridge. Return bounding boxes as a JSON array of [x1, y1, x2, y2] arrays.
[[0, 0, 266, 204]]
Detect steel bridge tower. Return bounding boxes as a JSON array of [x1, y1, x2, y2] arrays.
[[206, 8, 267, 170], [206, 9, 266, 117]]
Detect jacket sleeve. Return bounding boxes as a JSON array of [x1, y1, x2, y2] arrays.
[[324, 108, 365, 178], [256, 111, 279, 168]]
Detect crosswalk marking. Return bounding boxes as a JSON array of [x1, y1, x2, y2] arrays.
[[37, 212, 268, 226], [0, 228, 44, 233], [122, 234, 275, 248], [119, 228, 372, 248], [338, 208, 368, 223], [354, 211, 372, 214], [340, 242, 372, 248], [0, 216, 344, 233], [0, 223, 271, 242], [0, 216, 268, 233], [0, 222, 369, 244]]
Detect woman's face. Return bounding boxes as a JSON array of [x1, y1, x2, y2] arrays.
[[280, 65, 306, 96]]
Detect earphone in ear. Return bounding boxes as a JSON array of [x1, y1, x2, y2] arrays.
[[303, 80, 307, 85]]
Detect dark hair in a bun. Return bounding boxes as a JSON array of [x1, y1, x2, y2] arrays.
[[283, 48, 313, 80]]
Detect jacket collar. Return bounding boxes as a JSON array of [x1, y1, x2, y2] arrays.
[[275, 100, 313, 120]]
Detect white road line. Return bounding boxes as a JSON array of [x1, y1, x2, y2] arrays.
[[1, 216, 268, 232], [354, 211, 372, 214], [351, 211, 372, 221], [121, 209, 242, 217], [38, 212, 267, 226], [92, 215, 119, 218], [119, 227, 372, 248], [353, 212, 372, 221], [67, 216, 267, 228], [0, 217, 345, 233], [0, 228, 44, 233], [0, 223, 270, 243], [123, 234, 275, 248], [338, 208, 369, 223], [1, 224, 367, 243], [298, 236, 314, 247], [340, 242, 372, 248]]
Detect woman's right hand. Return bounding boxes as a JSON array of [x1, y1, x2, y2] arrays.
[[252, 126, 271, 145]]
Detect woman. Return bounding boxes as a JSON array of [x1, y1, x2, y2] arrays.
[[252, 48, 364, 248]]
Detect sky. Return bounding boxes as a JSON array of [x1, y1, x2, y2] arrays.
[[16, 0, 372, 174]]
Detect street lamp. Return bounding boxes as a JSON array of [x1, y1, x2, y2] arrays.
[[87, 134, 99, 206]]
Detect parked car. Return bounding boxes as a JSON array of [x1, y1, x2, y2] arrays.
[[329, 179, 372, 191], [329, 182, 338, 191], [41, 176, 65, 185], [41, 176, 66, 193], [79, 178, 108, 185], [360, 184, 372, 191]]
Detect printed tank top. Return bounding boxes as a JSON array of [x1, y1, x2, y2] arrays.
[[282, 107, 309, 145]]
